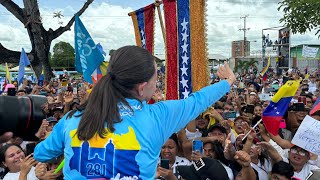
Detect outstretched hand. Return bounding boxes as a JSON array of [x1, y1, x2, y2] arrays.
[[217, 62, 236, 85]]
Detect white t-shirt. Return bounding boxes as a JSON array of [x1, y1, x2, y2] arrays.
[[251, 159, 272, 180], [219, 161, 234, 180], [282, 157, 320, 180], [3, 166, 38, 180], [185, 128, 202, 140], [293, 163, 319, 180]]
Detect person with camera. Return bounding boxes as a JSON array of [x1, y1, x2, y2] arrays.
[[33, 46, 236, 179]]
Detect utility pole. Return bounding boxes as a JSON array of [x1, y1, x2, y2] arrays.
[[239, 15, 250, 57]]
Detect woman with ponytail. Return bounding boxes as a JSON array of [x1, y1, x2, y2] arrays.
[[34, 46, 235, 180]]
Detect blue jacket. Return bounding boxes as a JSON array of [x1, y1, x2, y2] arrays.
[[34, 80, 230, 180]]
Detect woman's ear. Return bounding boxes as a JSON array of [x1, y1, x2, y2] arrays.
[[136, 82, 148, 97]]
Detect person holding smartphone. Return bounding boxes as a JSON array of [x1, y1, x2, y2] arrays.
[[33, 46, 235, 179], [157, 134, 190, 180]]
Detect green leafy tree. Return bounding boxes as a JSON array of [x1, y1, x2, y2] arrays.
[[278, 0, 320, 37], [50, 41, 75, 68], [235, 60, 248, 73]]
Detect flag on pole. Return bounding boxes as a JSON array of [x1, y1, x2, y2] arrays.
[[37, 68, 45, 86], [74, 16, 104, 84], [262, 80, 300, 135], [39, 68, 44, 81], [310, 97, 320, 116], [260, 56, 270, 81], [5, 63, 11, 84], [129, 3, 155, 54], [91, 43, 108, 84], [18, 48, 31, 85], [163, 0, 209, 100], [304, 66, 309, 80], [92, 62, 108, 84]]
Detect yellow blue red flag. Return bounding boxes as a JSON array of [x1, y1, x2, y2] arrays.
[[129, 3, 155, 54], [262, 80, 300, 135]]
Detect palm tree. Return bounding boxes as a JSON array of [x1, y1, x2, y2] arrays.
[[235, 60, 248, 73], [246, 58, 259, 74], [246, 58, 258, 68]]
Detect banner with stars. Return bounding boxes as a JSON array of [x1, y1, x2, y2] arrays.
[[262, 80, 300, 135], [129, 3, 155, 54], [163, 0, 209, 100]]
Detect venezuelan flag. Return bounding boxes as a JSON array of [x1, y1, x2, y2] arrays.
[[262, 80, 300, 135], [310, 97, 320, 115], [163, 0, 209, 100], [5, 63, 11, 84], [260, 56, 270, 81], [92, 62, 108, 84], [128, 3, 155, 54]]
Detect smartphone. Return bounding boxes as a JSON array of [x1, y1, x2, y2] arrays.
[[25, 143, 36, 156], [38, 79, 43, 86], [160, 159, 170, 169], [73, 87, 78, 95], [298, 96, 307, 106], [192, 140, 203, 154], [291, 103, 305, 112], [222, 111, 237, 119], [245, 105, 255, 114], [237, 88, 244, 93]]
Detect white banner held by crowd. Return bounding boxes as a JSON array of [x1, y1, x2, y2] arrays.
[[302, 45, 319, 58], [292, 115, 320, 156]]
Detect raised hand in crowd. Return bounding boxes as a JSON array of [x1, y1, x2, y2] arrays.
[[234, 151, 257, 180], [205, 107, 224, 123], [78, 88, 88, 105], [64, 91, 74, 104], [35, 163, 61, 180], [191, 151, 203, 162], [257, 141, 282, 164], [19, 154, 38, 180], [156, 167, 177, 180], [258, 123, 270, 142], [35, 119, 49, 140], [224, 133, 236, 160]]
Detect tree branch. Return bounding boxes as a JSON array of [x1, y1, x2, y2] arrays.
[[51, 0, 94, 40], [0, 0, 26, 25], [0, 43, 22, 63]]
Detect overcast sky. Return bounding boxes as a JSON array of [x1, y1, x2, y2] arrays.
[[0, 0, 319, 59]]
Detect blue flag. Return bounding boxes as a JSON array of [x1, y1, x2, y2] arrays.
[[74, 16, 104, 83], [96, 43, 107, 56], [18, 48, 31, 85]]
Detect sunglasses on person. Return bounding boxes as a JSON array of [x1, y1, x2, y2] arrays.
[[290, 148, 308, 156]]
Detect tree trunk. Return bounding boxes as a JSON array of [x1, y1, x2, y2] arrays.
[[23, 0, 53, 79]]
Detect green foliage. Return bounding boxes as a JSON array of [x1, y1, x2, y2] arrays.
[[236, 60, 247, 73], [246, 58, 258, 67], [278, 0, 320, 38], [50, 41, 75, 68]]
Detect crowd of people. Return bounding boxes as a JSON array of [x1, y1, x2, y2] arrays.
[[0, 46, 320, 180]]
